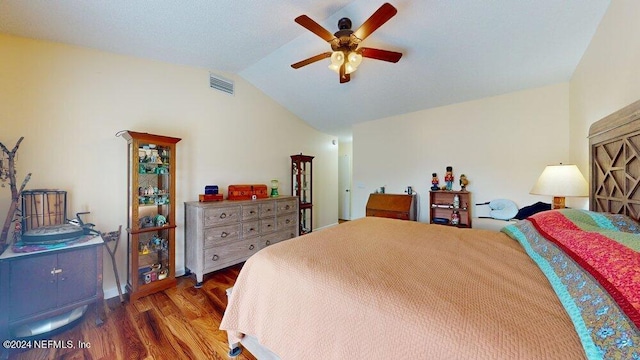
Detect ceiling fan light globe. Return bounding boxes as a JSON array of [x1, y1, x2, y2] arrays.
[[345, 62, 357, 74], [330, 51, 345, 66], [347, 52, 362, 67], [328, 63, 340, 73]]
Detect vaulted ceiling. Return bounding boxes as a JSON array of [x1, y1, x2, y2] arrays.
[[0, 1, 610, 140]]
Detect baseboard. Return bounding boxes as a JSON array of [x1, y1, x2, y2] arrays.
[[104, 286, 124, 300], [313, 222, 339, 232]]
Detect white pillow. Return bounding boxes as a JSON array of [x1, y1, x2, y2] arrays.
[[489, 199, 519, 220]]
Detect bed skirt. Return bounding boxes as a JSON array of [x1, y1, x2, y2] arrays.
[[225, 287, 281, 359]]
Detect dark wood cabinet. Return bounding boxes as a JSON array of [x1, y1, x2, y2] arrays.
[[366, 193, 417, 221], [0, 238, 103, 346], [291, 154, 313, 234], [429, 190, 472, 228]]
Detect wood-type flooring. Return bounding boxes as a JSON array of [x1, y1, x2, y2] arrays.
[[7, 263, 256, 360]]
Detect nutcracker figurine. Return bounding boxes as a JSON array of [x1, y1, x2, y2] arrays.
[[459, 174, 469, 191], [431, 173, 439, 191], [444, 166, 454, 191]]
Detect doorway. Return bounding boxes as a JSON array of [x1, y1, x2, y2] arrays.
[[338, 154, 351, 221]]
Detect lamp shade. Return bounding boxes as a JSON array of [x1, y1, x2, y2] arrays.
[[530, 164, 588, 197]]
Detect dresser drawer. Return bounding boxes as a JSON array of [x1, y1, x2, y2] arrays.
[[259, 228, 298, 249], [204, 238, 258, 270], [260, 217, 277, 233], [242, 204, 259, 221], [258, 232, 281, 249], [203, 223, 241, 248], [204, 205, 240, 226], [259, 201, 276, 217], [279, 227, 298, 242], [276, 199, 297, 214], [242, 220, 260, 239], [277, 213, 297, 230]]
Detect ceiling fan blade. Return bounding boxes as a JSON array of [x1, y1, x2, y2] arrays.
[[295, 15, 337, 42], [359, 47, 402, 63], [291, 52, 332, 69], [339, 63, 350, 83], [352, 3, 397, 42]]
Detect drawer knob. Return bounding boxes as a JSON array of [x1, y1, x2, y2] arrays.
[[250, 210, 255, 214], [267, 224, 272, 228], [285, 205, 290, 210], [212, 254, 219, 261], [221, 231, 229, 238], [265, 240, 271, 246], [220, 213, 227, 219], [249, 244, 255, 250], [285, 219, 290, 224]]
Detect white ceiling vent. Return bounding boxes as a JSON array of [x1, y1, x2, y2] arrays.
[[209, 73, 234, 95]]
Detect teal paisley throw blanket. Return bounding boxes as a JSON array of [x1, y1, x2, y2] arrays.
[[502, 209, 640, 359]]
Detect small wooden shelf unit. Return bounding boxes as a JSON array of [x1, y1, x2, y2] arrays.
[[429, 190, 472, 228]]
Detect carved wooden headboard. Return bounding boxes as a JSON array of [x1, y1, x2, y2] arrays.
[[589, 99, 640, 220]]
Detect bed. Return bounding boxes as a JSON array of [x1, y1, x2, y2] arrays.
[[220, 100, 640, 359]]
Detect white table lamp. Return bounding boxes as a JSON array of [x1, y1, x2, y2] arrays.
[[530, 164, 589, 209]]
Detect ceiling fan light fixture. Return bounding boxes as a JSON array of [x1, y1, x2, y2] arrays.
[[331, 51, 345, 64], [328, 51, 345, 73], [345, 62, 357, 74], [348, 52, 362, 67], [293, 3, 401, 83], [345, 51, 362, 74]]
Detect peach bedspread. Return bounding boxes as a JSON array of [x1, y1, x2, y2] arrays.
[[220, 217, 585, 359]]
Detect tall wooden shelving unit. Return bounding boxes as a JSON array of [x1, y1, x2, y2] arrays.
[[291, 154, 314, 234], [121, 131, 181, 301]]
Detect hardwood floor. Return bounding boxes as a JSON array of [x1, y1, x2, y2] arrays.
[[8, 263, 256, 360]]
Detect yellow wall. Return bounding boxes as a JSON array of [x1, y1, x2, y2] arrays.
[[352, 83, 572, 220], [570, 0, 640, 176], [0, 34, 338, 298]]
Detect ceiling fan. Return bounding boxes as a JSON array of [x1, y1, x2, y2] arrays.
[[291, 3, 402, 84]]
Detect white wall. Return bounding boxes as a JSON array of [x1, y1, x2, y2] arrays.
[[352, 83, 572, 221], [0, 34, 338, 298], [570, 1, 640, 175]]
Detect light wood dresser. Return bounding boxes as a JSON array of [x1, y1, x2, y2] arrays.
[[184, 196, 298, 287]]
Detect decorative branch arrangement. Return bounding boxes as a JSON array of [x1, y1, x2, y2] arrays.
[[0, 137, 31, 250]]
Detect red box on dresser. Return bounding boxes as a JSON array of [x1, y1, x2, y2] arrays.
[[227, 184, 269, 200]]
